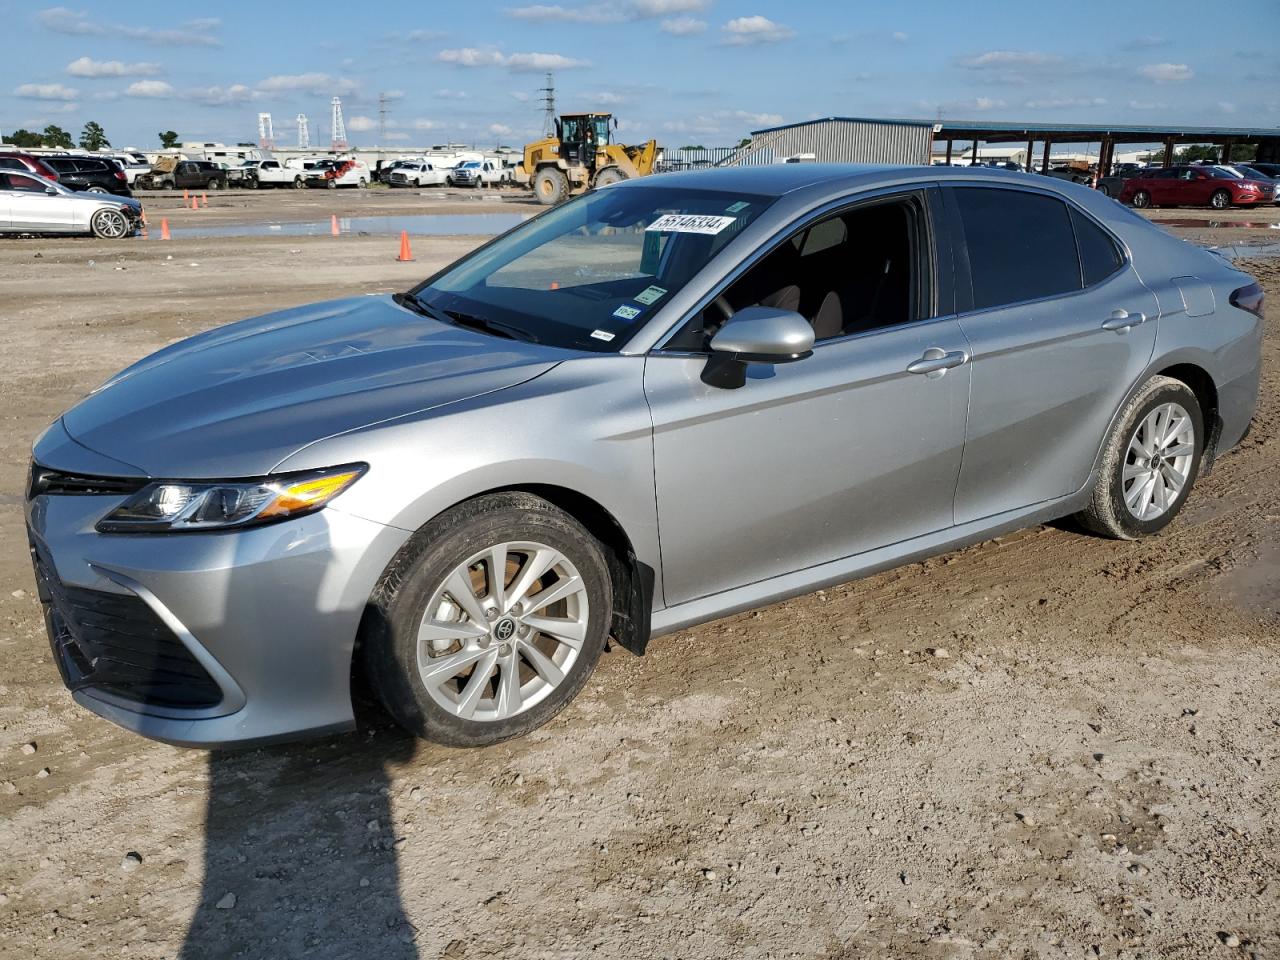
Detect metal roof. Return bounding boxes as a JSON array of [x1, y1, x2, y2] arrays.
[[751, 116, 1280, 144]]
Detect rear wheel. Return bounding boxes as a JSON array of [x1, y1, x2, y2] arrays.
[[86, 186, 110, 194], [89, 208, 130, 240], [1076, 376, 1203, 539], [1131, 189, 1151, 208], [1098, 183, 1112, 197], [1210, 189, 1231, 209], [293, 176, 304, 189], [534, 167, 569, 205], [362, 493, 612, 746], [207, 179, 222, 191]]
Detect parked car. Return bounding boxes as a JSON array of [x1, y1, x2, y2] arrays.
[[240, 159, 305, 189], [41, 155, 132, 197], [449, 159, 507, 187], [302, 158, 371, 189], [105, 152, 151, 185], [1, 170, 142, 238], [137, 159, 228, 191], [0, 151, 61, 183], [1119, 165, 1274, 209], [26, 165, 1262, 748], [1221, 164, 1280, 206], [1095, 166, 1153, 198], [1239, 162, 1280, 179], [1039, 164, 1093, 185], [388, 161, 448, 187]]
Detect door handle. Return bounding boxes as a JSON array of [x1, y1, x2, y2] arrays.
[[1101, 309, 1147, 333], [907, 348, 968, 376]]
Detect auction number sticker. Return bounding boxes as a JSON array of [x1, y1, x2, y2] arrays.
[[613, 305, 643, 320], [646, 214, 736, 235], [590, 329, 616, 342]]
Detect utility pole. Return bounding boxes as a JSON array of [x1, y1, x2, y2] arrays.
[[539, 72, 556, 137], [378, 92, 388, 145]]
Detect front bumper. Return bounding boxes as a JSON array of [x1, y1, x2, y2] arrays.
[[25, 448, 410, 747]]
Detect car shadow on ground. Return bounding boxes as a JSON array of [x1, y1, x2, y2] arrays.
[[179, 701, 420, 959]]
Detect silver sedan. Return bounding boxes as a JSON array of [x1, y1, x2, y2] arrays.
[[1, 170, 142, 238], [26, 165, 1263, 747]]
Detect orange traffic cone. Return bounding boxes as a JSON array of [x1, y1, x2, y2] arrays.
[[201, 192, 208, 207], [160, 218, 171, 240], [331, 214, 340, 237], [140, 209, 148, 225], [182, 189, 189, 202], [396, 230, 413, 261]]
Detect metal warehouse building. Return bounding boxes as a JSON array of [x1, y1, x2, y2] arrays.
[[726, 117, 934, 166]]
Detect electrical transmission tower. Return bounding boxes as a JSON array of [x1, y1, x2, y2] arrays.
[[257, 112, 275, 149], [330, 97, 348, 151], [378, 92, 389, 144], [296, 114, 310, 150], [539, 72, 556, 136]]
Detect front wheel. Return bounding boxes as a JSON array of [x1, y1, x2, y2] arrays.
[[89, 208, 130, 240], [207, 179, 222, 191], [1098, 183, 1111, 197], [533, 167, 569, 205], [293, 176, 304, 189], [1210, 189, 1231, 209], [1131, 189, 1151, 208], [362, 493, 612, 746], [1076, 375, 1203, 539], [86, 186, 110, 194]]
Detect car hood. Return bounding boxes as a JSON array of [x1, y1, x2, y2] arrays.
[[58, 295, 566, 478]]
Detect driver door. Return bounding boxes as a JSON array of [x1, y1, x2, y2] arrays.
[[643, 191, 971, 606]]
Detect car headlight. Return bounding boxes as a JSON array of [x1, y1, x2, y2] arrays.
[[96, 464, 366, 533]]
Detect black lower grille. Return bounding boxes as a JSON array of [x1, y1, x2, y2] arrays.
[[31, 541, 223, 709]]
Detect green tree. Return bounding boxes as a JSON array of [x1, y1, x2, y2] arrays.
[[678, 144, 706, 150], [3, 128, 44, 147], [42, 124, 74, 148], [1175, 143, 1257, 164], [79, 120, 110, 152], [158, 130, 180, 148]]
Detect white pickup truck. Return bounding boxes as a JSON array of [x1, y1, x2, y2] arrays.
[[242, 159, 305, 189], [448, 159, 509, 188], [387, 161, 448, 188]]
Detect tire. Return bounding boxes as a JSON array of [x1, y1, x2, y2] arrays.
[[293, 176, 304, 189], [89, 208, 130, 240], [326, 178, 337, 189], [533, 167, 569, 206], [1210, 189, 1231, 209], [1131, 189, 1151, 208], [1098, 183, 1111, 197], [361, 492, 613, 746], [160, 180, 174, 191], [86, 186, 110, 194], [1075, 375, 1203, 540], [593, 167, 625, 188], [358, 178, 368, 189], [207, 179, 222, 191]]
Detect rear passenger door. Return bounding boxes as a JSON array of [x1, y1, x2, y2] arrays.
[[945, 185, 1158, 524]]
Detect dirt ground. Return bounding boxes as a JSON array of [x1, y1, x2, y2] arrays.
[[0, 191, 1277, 960]]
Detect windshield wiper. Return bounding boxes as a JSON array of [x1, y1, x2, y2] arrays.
[[393, 292, 539, 343]]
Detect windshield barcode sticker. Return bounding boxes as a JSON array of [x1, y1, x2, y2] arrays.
[[613, 305, 642, 320], [590, 329, 616, 342], [646, 214, 736, 235]]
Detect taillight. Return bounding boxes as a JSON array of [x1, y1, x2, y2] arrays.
[[1230, 282, 1265, 320], [114, 169, 126, 181]]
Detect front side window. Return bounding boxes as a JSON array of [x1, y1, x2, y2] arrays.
[[3, 173, 47, 193], [418, 185, 775, 352], [953, 187, 1080, 311]]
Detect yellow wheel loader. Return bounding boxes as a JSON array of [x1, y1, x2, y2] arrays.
[[519, 113, 659, 205]]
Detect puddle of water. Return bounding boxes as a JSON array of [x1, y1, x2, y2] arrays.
[[1161, 218, 1280, 230], [147, 213, 530, 240], [1204, 241, 1280, 261]]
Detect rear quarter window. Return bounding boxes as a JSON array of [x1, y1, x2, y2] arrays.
[[953, 186, 1082, 310], [1070, 208, 1123, 287]]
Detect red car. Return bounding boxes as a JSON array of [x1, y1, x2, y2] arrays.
[[1119, 164, 1273, 209], [0, 151, 60, 182]]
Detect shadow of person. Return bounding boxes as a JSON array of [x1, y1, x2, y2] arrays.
[[179, 706, 419, 960]]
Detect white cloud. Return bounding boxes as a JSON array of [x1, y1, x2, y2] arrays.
[[66, 56, 162, 78], [505, 0, 707, 22], [1138, 62, 1193, 83], [490, 123, 514, 136], [437, 48, 589, 70], [412, 119, 444, 130], [722, 16, 794, 45], [586, 91, 626, 106], [435, 88, 470, 100], [346, 115, 378, 132], [1127, 99, 1166, 110], [510, 90, 532, 102], [1023, 96, 1107, 109], [891, 31, 908, 43], [125, 80, 175, 98], [187, 84, 253, 106], [940, 97, 1007, 113], [634, 0, 708, 14], [37, 7, 221, 46], [405, 29, 445, 41], [957, 50, 1061, 69], [15, 82, 79, 100], [1218, 101, 1237, 114], [661, 16, 706, 35], [385, 131, 410, 141], [257, 73, 358, 95]]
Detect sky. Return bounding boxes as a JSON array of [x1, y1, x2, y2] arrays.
[[4, 0, 1279, 151]]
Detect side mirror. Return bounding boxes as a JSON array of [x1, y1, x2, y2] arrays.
[[703, 306, 815, 388], [45, 187, 58, 195]]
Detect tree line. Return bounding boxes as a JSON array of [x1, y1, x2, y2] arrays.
[[0, 124, 180, 151]]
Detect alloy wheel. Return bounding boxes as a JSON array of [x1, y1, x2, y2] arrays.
[[91, 209, 129, 239], [1211, 190, 1230, 209], [416, 541, 590, 722], [1122, 402, 1195, 521]]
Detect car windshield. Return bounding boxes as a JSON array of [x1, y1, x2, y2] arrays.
[[414, 185, 776, 352]]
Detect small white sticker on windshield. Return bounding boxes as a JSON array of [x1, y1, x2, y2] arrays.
[[613, 305, 642, 321], [590, 329, 616, 342], [646, 214, 736, 235], [634, 284, 667, 305], [725, 201, 751, 214]]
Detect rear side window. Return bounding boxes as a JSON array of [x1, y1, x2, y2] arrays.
[[1070, 208, 1123, 287], [954, 187, 1081, 310]]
